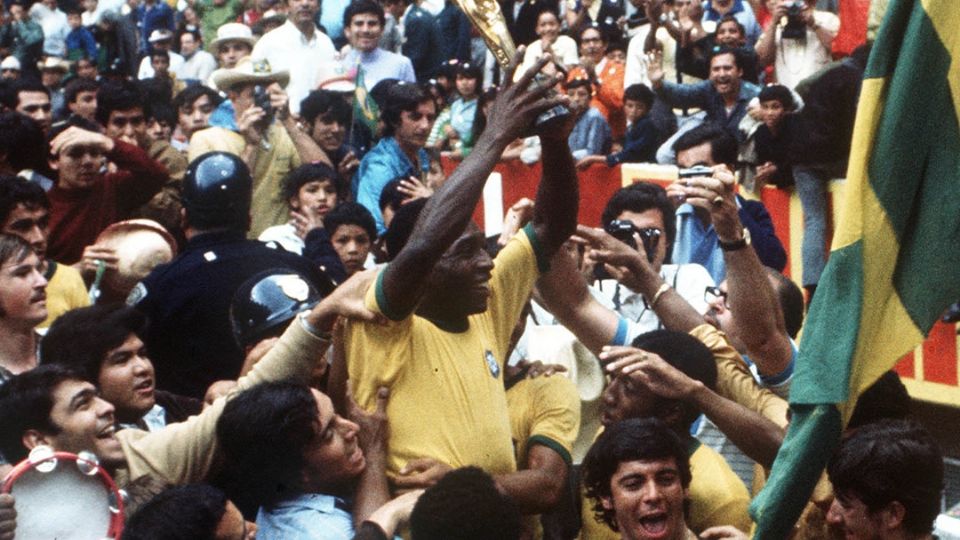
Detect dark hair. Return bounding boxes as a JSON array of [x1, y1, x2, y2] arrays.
[[9, 79, 50, 108], [40, 304, 148, 383], [64, 77, 99, 105], [0, 232, 33, 267], [64, 5, 83, 16], [565, 76, 593, 92], [378, 178, 405, 213], [763, 267, 804, 339], [299, 89, 352, 127], [96, 80, 144, 126], [216, 382, 320, 507], [630, 329, 717, 427], [178, 28, 203, 46], [381, 83, 433, 137], [578, 22, 607, 44], [847, 371, 912, 430], [758, 84, 796, 111], [601, 182, 677, 255], [172, 85, 223, 112], [122, 484, 228, 540], [581, 418, 691, 531], [343, 0, 386, 29], [716, 14, 745, 38], [455, 61, 482, 82], [383, 196, 427, 260], [470, 87, 497, 143], [147, 101, 177, 128], [623, 83, 654, 109], [827, 420, 943, 537], [0, 112, 47, 175], [0, 175, 49, 225], [323, 201, 377, 241], [672, 122, 738, 169], [0, 364, 84, 463], [46, 116, 104, 149], [410, 466, 522, 540], [150, 50, 171, 62], [708, 46, 742, 71], [281, 162, 339, 203]]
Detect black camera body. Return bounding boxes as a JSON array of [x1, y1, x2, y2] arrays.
[[253, 85, 274, 123], [782, 0, 808, 40], [594, 220, 662, 281]]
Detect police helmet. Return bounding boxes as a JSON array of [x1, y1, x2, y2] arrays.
[[182, 152, 252, 227], [230, 268, 323, 348]]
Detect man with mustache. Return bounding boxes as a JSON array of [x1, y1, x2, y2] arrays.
[[340, 0, 416, 91], [251, 0, 337, 114], [0, 234, 47, 387]]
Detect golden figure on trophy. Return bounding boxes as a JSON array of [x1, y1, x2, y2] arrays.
[[452, 0, 569, 126]]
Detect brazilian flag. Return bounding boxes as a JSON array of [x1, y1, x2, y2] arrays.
[[750, 0, 960, 537], [353, 63, 379, 134]]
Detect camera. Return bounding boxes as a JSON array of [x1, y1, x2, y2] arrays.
[[253, 85, 274, 123], [782, 0, 807, 40], [593, 220, 662, 281], [678, 165, 713, 179]]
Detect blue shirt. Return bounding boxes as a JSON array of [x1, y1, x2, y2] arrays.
[[319, 0, 351, 40], [135, 1, 175, 53], [655, 79, 760, 144], [568, 107, 612, 161], [256, 493, 354, 540], [65, 27, 97, 59], [701, 0, 761, 46], [343, 48, 416, 91], [353, 136, 429, 234], [449, 97, 477, 141]]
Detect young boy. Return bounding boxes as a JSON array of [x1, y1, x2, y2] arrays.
[[259, 163, 340, 256], [579, 83, 660, 167], [566, 74, 612, 164], [753, 83, 797, 189], [65, 6, 97, 61], [321, 202, 377, 277]]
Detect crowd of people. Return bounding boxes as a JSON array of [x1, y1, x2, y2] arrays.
[[0, 0, 949, 538]]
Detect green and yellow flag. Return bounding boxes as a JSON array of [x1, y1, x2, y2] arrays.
[[353, 63, 379, 134], [750, 0, 960, 537]]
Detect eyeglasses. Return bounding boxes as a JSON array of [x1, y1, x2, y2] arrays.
[[704, 286, 729, 309], [110, 115, 145, 128]]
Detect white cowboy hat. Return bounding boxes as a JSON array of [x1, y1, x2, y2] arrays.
[[148, 29, 174, 43], [210, 23, 257, 51], [211, 56, 290, 92], [37, 57, 71, 73], [1, 56, 22, 71]]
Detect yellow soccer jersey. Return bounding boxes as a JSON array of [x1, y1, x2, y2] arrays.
[[580, 440, 752, 538], [506, 375, 581, 466], [40, 261, 90, 329], [345, 224, 546, 479]]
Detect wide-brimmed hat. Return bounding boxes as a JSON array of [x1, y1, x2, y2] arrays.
[[37, 57, 70, 73], [210, 23, 257, 51], [211, 56, 289, 91], [148, 29, 174, 43], [1, 56, 21, 71]]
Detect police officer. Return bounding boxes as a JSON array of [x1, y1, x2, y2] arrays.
[[128, 152, 334, 398]]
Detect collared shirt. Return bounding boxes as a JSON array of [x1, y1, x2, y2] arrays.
[[252, 20, 337, 115], [178, 49, 218, 83], [449, 97, 477, 141], [118, 403, 167, 433], [137, 50, 185, 80], [673, 201, 732, 283], [341, 47, 416, 90], [353, 136, 429, 234], [655, 79, 760, 143], [256, 493, 354, 540], [29, 3, 69, 57]]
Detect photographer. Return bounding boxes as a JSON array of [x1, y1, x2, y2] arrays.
[[755, 0, 838, 89]]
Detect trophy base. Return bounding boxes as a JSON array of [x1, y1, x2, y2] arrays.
[[531, 72, 570, 129]]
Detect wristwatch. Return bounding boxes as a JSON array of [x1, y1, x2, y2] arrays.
[[718, 227, 751, 251]]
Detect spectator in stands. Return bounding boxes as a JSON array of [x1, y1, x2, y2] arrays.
[[177, 29, 217, 84], [340, 0, 416, 90], [753, 83, 798, 189], [74, 55, 99, 80], [299, 90, 360, 185], [210, 23, 256, 70], [576, 82, 660, 168], [7, 79, 53, 134], [567, 24, 625, 138], [354, 82, 434, 234], [41, 304, 203, 431], [4, 1, 44, 81], [582, 418, 695, 540], [826, 420, 944, 540], [64, 76, 99, 124], [677, 14, 759, 83], [135, 0, 176, 55], [0, 234, 46, 384], [429, 61, 481, 156], [755, 0, 838, 90], [0, 177, 88, 330], [138, 30, 185, 80], [121, 484, 257, 540], [701, 0, 761, 46], [565, 73, 612, 164], [565, 0, 623, 43], [145, 102, 177, 146], [258, 162, 340, 256], [0, 112, 51, 189], [323, 201, 377, 276], [173, 85, 222, 146], [518, 9, 580, 74], [30, 0, 69, 58], [501, 0, 559, 52], [0, 57, 21, 80], [38, 57, 70, 120], [410, 466, 522, 540], [251, 0, 337, 115], [399, 0, 443, 82], [65, 6, 98, 62]]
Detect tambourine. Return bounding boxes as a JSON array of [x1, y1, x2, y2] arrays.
[[1, 446, 125, 539]]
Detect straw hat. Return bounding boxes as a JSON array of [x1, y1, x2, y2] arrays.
[[211, 56, 289, 92], [37, 57, 70, 73], [1, 56, 21, 71], [210, 23, 257, 51]]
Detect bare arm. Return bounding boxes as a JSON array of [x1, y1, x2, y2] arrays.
[[754, 3, 785, 67], [494, 445, 569, 513], [603, 347, 784, 468], [679, 165, 794, 376], [380, 54, 568, 318]]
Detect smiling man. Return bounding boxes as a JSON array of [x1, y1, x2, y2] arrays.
[[40, 304, 202, 432], [341, 0, 416, 90], [583, 418, 696, 540], [0, 234, 47, 385]]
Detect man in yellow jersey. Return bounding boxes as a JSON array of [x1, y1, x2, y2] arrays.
[[340, 53, 579, 513]]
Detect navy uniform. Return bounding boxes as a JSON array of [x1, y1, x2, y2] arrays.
[[128, 151, 333, 398]]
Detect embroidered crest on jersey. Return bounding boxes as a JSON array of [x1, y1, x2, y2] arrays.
[[484, 350, 500, 379]]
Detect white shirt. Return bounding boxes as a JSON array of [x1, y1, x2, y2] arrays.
[[138, 51, 185, 80], [179, 49, 218, 82], [772, 11, 840, 89], [252, 20, 337, 115], [29, 3, 69, 57]]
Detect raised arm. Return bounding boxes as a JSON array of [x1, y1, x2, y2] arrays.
[[380, 54, 568, 318]]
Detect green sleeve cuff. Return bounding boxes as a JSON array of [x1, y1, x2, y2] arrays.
[[522, 222, 550, 274], [528, 434, 572, 465], [374, 267, 408, 321]]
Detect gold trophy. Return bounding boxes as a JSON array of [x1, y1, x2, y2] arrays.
[[453, 0, 569, 126]]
